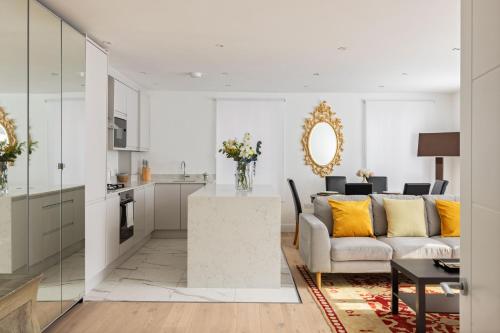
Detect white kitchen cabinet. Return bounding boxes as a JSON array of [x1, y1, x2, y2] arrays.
[[112, 79, 127, 118], [154, 184, 181, 230], [139, 91, 150, 151], [154, 183, 204, 231], [134, 187, 145, 240], [105, 195, 120, 265], [180, 184, 204, 230], [85, 199, 107, 283], [126, 87, 139, 150], [145, 185, 155, 234], [85, 40, 107, 203]]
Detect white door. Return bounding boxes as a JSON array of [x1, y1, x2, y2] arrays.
[[461, 0, 500, 331]]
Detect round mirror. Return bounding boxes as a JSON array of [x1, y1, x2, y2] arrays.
[[301, 101, 344, 176], [0, 125, 8, 145], [308, 122, 337, 166]]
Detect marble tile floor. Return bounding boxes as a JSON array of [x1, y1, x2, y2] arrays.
[[86, 238, 300, 303]]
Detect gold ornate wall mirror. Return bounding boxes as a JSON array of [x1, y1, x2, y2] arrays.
[[0, 107, 17, 147], [301, 101, 344, 177]]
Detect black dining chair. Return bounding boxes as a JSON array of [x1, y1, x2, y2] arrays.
[[287, 179, 302, 247], [367, 176, 388, 193], [325, 176, 347, 194], [431, 180, 449, 195], [345, 183, 372, 195], [403, 183, 431, 195]]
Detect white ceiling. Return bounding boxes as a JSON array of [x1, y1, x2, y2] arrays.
[[41, 0, 460, 93]]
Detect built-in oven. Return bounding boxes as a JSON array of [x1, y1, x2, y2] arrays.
[[114, 116, 127, 148], [119, 190, 134, 244]]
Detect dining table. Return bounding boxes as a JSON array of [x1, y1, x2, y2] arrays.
[[310, 190, 401, 203]]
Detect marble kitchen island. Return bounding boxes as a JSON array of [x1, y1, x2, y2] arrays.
[[187, 184, 281, 288]]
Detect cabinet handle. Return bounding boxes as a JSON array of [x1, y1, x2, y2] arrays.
[[42, 199, 74, 209]]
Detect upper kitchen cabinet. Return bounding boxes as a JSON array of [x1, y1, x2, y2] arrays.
[[126, 85, 139, 150], [139, 91, 150, 151], [110, 79, 127, 118], [108, 76, 144, 151]]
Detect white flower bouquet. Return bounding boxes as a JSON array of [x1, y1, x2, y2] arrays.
[[356, 168, 374, 182]]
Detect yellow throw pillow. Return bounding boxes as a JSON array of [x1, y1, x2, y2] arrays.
[[435, 200, 460, 237], [383, 198, 427, 237], [328, 198, 374, 238]]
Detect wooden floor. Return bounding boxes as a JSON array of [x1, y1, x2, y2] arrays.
[[45, 234, 332, 333]]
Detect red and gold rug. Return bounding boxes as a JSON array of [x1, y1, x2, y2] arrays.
[[297, 265, 459, 332]]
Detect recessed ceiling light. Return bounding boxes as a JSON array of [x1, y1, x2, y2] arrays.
[[378, 85, 385, 88], [189, 72, 203, 78], [50, 72, 59, 76], [221, 72, 229, 75], [78, 71, 85, 77], [215, 43, 225, 48], [401, 72, 408, 76], [312, 73, 320, 76], [139, 71, 148, 75], [452, 47, 460, 51], [304, 85, 309, 88], [337, 46, 347, 51], [225, 84, 232, 87]]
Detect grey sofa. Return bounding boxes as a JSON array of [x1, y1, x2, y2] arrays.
[[299, 194, 459, 287]]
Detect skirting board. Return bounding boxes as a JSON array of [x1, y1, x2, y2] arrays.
[[85, 234, 152, 294]]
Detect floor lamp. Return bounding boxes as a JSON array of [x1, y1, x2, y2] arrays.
[[417, 132, 460, 180]]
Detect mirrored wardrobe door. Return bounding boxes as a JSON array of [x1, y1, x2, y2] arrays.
[[0, 0, 29, 277], [61, 21, 86, 312], [29, 0, 63, 327]]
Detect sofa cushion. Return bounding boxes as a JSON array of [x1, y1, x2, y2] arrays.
[[314, 195, 372, 236], [330, 237, 393, 261], [378, 236, 452, 259], [328, 198, 374, 237], [423, 195, 459, 236], [432, 236, 460, 258], [384, 198, 427, 237], [370, 194, 422, 236]]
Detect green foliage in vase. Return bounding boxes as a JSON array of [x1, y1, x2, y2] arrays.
[[0, 140, 25, 163]]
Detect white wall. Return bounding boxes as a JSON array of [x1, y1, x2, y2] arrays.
[[145, 91, 460, 229]]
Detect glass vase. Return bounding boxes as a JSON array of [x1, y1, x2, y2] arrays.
[[0, 162, 7, 194], [235, 162, 253, 192]]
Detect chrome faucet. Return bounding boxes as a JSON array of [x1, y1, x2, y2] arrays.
[[181, 161, 186, 178]]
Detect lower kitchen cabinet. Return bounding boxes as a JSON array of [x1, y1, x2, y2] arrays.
[[134, 187, 145, 240], [154, 184, 180, 230], [145, 185, 155, 234], [155, 183, 204, 231]]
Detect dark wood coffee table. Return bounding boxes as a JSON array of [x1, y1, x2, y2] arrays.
[[391, 259, 459, 333]]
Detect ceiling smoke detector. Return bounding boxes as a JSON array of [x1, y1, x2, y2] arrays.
[[189, 72, 203, 78]]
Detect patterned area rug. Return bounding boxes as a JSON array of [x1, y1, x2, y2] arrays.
[[297, 266, 459, 332]]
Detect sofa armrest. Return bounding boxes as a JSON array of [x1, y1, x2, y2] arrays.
[[299, 213, 331, 273]]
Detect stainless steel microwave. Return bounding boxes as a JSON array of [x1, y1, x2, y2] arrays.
[[114, 116, 127, 148]]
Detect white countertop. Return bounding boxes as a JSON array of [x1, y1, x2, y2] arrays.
[[106, 174, 209, 196], [190, 184, 279, 198]]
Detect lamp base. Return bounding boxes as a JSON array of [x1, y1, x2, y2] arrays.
[[435, 157, 444, 180]]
